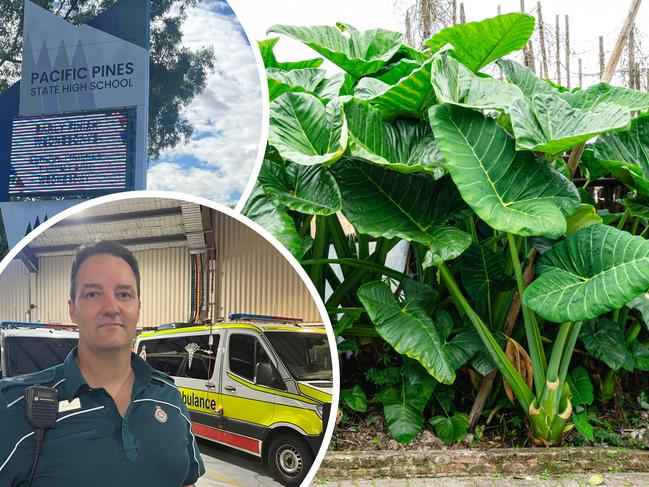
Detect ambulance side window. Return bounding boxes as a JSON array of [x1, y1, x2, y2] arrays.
[[228, 334, 269, 382], [140, 334, 219, 380]]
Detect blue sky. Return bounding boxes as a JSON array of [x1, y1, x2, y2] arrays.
[[147, 0, 263, 206]]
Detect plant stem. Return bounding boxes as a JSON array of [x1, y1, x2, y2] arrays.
[[439, 262, 534, 410], [625, 321, 641, 347], [617, 208, 630, 230], [309, 216, 328, 296], [507, 233, 546, 397]]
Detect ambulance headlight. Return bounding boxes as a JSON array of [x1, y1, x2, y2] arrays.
[[316, 404, 323, 419]]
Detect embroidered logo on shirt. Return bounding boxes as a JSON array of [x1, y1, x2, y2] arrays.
[[154, 405, 167, 423]]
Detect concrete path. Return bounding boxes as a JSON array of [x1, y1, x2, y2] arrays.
[[315, 473, 649, 486]]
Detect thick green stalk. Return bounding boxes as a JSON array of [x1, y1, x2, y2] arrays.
[[625, 321, 642, 347], [309, 216, 328, 296], [326, 215, 353, 277], [439, 263, 534, 411], [617, 208, 630, 230], [507, 233, 546, 397]]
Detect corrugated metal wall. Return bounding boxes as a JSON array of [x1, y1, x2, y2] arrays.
[[1, 247, 190, 327], [212, 212, 320, 322], [0, 261, 31, 322]]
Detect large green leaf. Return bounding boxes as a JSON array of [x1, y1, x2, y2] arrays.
[[431, 52, 523, 110], [509, 94, 630, 154], [358, 280, 470, 384], [565, 204, 603, 236], [429, 104, 580, 238], [429, 412, 469, 445], [269, 92, 347, 165], [460, 242, 513, 302], [378, 361, 435, 443], [579, 319, 634, 371], [266, 68, 326, 101], [566, 366, 593, 407], [258, 38, 323, 70], [498, 59, 561, 99], [594, 114, 649, 181], [562, 83, 649, 112], [524, 225, 649, 323], [257, 160, 341, 215], [627, 293, 649, 331], [632, 340, 649, 371], [354, 58, 436, 119], [331, 158, 471, 264], [424, 13, 535, 72], [268, 23, 403, 78], [340, 385, 367, 412], [572, 412, 595, 442], [241, 183, 311, 259], [344, 99, 445, 177]]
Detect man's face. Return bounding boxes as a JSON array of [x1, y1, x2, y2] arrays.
[[69, 253, 140, 353]]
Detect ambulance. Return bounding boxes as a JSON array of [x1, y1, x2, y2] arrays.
[[135, 314, 333, 487], [0, 322, 78, 378]]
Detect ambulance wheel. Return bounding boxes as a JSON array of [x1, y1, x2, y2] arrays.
[[267, 433, 313, 486]]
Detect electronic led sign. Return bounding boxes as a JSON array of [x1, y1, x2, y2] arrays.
[[9, 108, 135, 196]]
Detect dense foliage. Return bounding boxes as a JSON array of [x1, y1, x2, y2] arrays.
[[245, 14, 649, 446]]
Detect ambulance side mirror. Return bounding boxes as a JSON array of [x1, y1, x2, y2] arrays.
[[255, 362, 285, 390]]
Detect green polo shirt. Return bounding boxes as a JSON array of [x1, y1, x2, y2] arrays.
[[0, 348, 205, 486]]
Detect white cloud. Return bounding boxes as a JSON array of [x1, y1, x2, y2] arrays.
[[149, 0, 263, 205], [147, 161, 240, 204]]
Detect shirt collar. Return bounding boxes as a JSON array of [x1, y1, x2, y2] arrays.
[[62, 347, 154, 400]]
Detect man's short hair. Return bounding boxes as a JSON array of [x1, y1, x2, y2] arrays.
[[70, 240, 141, 301]]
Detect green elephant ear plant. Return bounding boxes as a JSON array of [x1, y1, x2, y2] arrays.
[[245, 14, 649, 446]]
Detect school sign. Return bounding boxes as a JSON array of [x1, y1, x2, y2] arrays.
[[0, 0, 150, 248]]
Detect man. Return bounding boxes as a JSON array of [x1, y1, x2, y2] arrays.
[[0, 240, 205, 486]]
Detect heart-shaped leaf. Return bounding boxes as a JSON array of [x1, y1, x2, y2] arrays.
[[509, 94, 630, 154], [424, 13, 535, 72], [498, 59, 562, 99], [460, 243, 512, 301], [242, 183, 312, 259], [378, 361, 435, 443], [258, 38, 323, 70], [594, 114, 649, 184], [566, 366, 594, 407], [431, 52, 523, 110], [258, 160, 341, 215], [627, 293, 649, 331], [429, 412, 469, 444], [340, 385, 367, 412], [266, 68, 326, 101], [631, 340, 649, 371], [268, 23, 403, 78], [358, 280, 463, 384], [331, 158, 471, 264], [565, 204, 603, 236], [572, 412, 595, 442], [429, 104, 580, 238], [579, 319, 634, 371], [269, 92, 347, 165], [355, 58, 436, 119], [524, 225, 649, 323], [344, 99, 445, 177], [562, 83, 649, 111]]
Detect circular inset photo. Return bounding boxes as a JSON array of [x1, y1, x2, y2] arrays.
[[0, 192, 337, 487]]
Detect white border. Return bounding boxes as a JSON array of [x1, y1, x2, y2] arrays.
[[0, 190, 339, 487]]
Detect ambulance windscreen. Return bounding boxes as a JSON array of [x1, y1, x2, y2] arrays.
[[265, 332, 332, 381]]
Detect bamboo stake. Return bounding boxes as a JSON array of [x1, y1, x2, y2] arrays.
[[579, 58, 583, 88], [599, 36, 605, 78], [460, 2, 466, 24], [602, 0, 642, 82], [537, 1, 549, 79], [555, 15, 561, 84], [629, 26, 636, 88], [567, 0, 643, 178], [565, 15, 570, 89]]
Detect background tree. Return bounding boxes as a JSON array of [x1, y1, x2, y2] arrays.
[[0, 0, 214, 159]]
